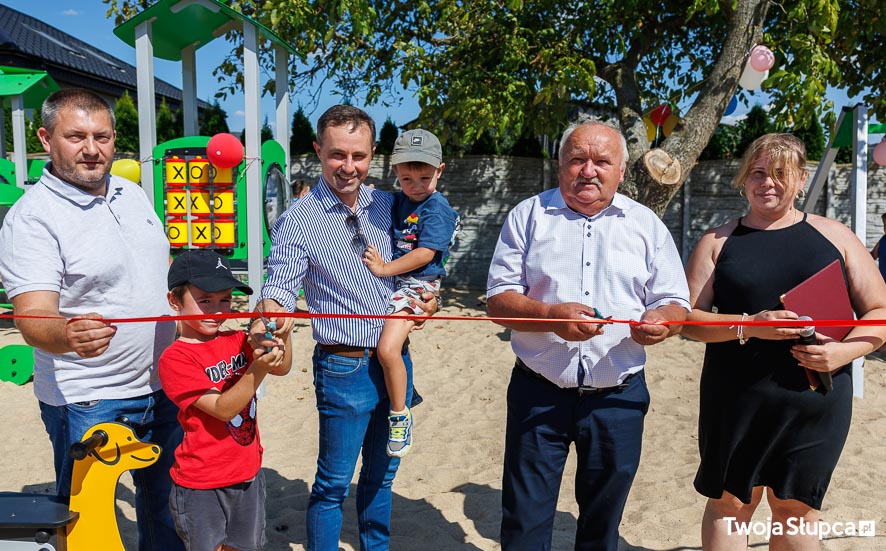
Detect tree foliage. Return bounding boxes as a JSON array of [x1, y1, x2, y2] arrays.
[[290, 105, 315, 155], [103, 0, 884, 214], [114, 91, 139, 154], [792, 116, 825, 162], [377, 117, 399, 155], [3, 109, 43, 154], [736, 105, 774, 158], [156, 99, 178, 144], [699, 124, 742, 161], [3, 112, 12, 153], [261, 116, 273, 143], [26, 109, 43, 154], [200, 101, 230, 136]]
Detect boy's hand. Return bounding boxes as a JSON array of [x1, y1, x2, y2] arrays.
[[361, 244, 386, 276], [409, 290, 439, 331], [252, 342, 285, 372]]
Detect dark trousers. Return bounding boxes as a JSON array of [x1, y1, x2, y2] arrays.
[[500, 365, 650, 551]]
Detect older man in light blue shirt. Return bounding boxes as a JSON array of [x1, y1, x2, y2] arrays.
[[487, 116, 690, 550]]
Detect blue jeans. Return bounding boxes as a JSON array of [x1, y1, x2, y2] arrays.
[[39, 390, 185, 551], [307, 346, 414, 551]]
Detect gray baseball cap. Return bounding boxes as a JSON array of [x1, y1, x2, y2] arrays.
[[391, 129, 443, 168]]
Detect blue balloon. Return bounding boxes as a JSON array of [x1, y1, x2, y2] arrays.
[[724, 96, 738, 117]]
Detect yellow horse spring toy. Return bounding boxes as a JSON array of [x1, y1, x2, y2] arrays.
[[0, 422, 160, 550]]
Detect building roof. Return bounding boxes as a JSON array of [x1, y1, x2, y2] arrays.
[[0, 4, 208, 108]]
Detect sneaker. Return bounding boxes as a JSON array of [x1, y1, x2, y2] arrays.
[[386, 410, 413, 457]]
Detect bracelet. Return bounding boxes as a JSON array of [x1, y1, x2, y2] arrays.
[[736, 313, 748, 345]]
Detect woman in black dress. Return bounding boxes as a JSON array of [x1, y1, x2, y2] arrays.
[[683, 133, 886, 550]]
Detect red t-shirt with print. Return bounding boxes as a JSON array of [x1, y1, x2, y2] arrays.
[[159, 331, 261, 489]]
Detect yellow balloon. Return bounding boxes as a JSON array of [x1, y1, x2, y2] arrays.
[[644, 116, 657, 142], [111, 159, 141, 183], [662, 113, 681, 137]]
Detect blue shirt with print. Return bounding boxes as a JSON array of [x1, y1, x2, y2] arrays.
[[391, 191, 459, 279]]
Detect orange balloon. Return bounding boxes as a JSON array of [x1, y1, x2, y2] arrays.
[[662, 114, 680, 137]]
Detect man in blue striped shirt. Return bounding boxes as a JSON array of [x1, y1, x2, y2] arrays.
[[252, 105, 436, 550]]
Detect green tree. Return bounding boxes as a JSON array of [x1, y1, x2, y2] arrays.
[[736, 105, 774, 158], [104, 0, 885, 214], [3, 112, 12, 153], [289, 105, 315, 155], [26, 109, 43, 154], [377, 117, 398, 155], [199, 101, 229, 136], [261, 116, 273, 143], [3, 110, 43, 154], [114, 91, 139, 154], [792, 117, 825, 161], [156, 99, 178, 144], [238, 119, 274, 146], [700, 124, 741, 161]]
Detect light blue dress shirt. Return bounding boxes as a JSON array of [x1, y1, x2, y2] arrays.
[[487, 189, 690, 388]]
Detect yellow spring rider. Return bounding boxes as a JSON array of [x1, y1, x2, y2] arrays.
[[0, 422, 160, 550]]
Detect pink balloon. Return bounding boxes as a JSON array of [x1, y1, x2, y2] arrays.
[[873, 141, 886, 166], [206, 133, 245, 169], [750, 45, 775, 72]]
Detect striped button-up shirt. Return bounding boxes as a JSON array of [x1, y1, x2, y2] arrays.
[[487, 190, 690, 388], [263, 179, 397, 347]]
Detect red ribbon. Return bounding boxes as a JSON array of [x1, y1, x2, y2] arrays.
[[1, 311, 884, 328]]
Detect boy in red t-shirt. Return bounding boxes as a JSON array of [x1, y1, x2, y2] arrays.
[[159, 250, 291, 551]]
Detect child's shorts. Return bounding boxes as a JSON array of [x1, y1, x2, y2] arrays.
[[170, 469, 267, 551], [386, 276, 441, 315]]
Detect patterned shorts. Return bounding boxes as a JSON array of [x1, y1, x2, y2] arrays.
[[386, 276, 442, 315]]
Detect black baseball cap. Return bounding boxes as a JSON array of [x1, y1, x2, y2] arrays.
[[168, 250, 253, 294]]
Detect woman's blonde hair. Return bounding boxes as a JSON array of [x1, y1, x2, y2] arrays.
[[734, 133, 807, 191]]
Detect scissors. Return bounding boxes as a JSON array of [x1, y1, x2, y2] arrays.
[[255, 296, 277, 353], [592, 307, 612, 329]]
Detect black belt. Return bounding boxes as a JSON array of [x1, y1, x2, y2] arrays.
[[318, 344, 376, 358], [515, 358, 633, 396], [318, 338, 409, 358]]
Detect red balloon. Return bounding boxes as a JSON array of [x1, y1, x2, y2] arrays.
[[650, 104, 672, 127], [206, 133, 244, 169]]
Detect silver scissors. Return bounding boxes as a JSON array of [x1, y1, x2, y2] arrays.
[[256, 293, 277, 353]]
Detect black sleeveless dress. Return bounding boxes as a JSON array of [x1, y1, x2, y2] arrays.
[[693, 214, 853, 510]]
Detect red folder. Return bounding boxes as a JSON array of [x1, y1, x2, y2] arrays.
[[779, 259, 854, 392]]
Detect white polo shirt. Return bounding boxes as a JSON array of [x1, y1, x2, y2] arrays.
[[0, 165, 175, 405]]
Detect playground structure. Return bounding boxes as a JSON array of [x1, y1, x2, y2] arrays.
[[0, 422, 159, 550], [0, 66, 58, 189], [113, 0, 296, 309], [0, 66, 57, 386], [801, 104, 886, 399]]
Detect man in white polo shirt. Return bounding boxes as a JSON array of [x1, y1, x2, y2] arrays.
[[0, 89, 183, 551]]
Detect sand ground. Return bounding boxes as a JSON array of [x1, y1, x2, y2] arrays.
[[0, 289, 883, 550]]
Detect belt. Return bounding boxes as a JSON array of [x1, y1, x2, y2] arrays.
[[317, 339, 410, 359], [318, 344, 376, 358], [515, 358, 633, 396]]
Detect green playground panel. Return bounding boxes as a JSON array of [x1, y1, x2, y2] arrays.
[[833, 120, 886, 150], [0, 158, 48, 186], [0, 159, 15, 187], [27, 159, 47, 182], [0, 344, 35, 385], [152, 136, 287, 264]]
